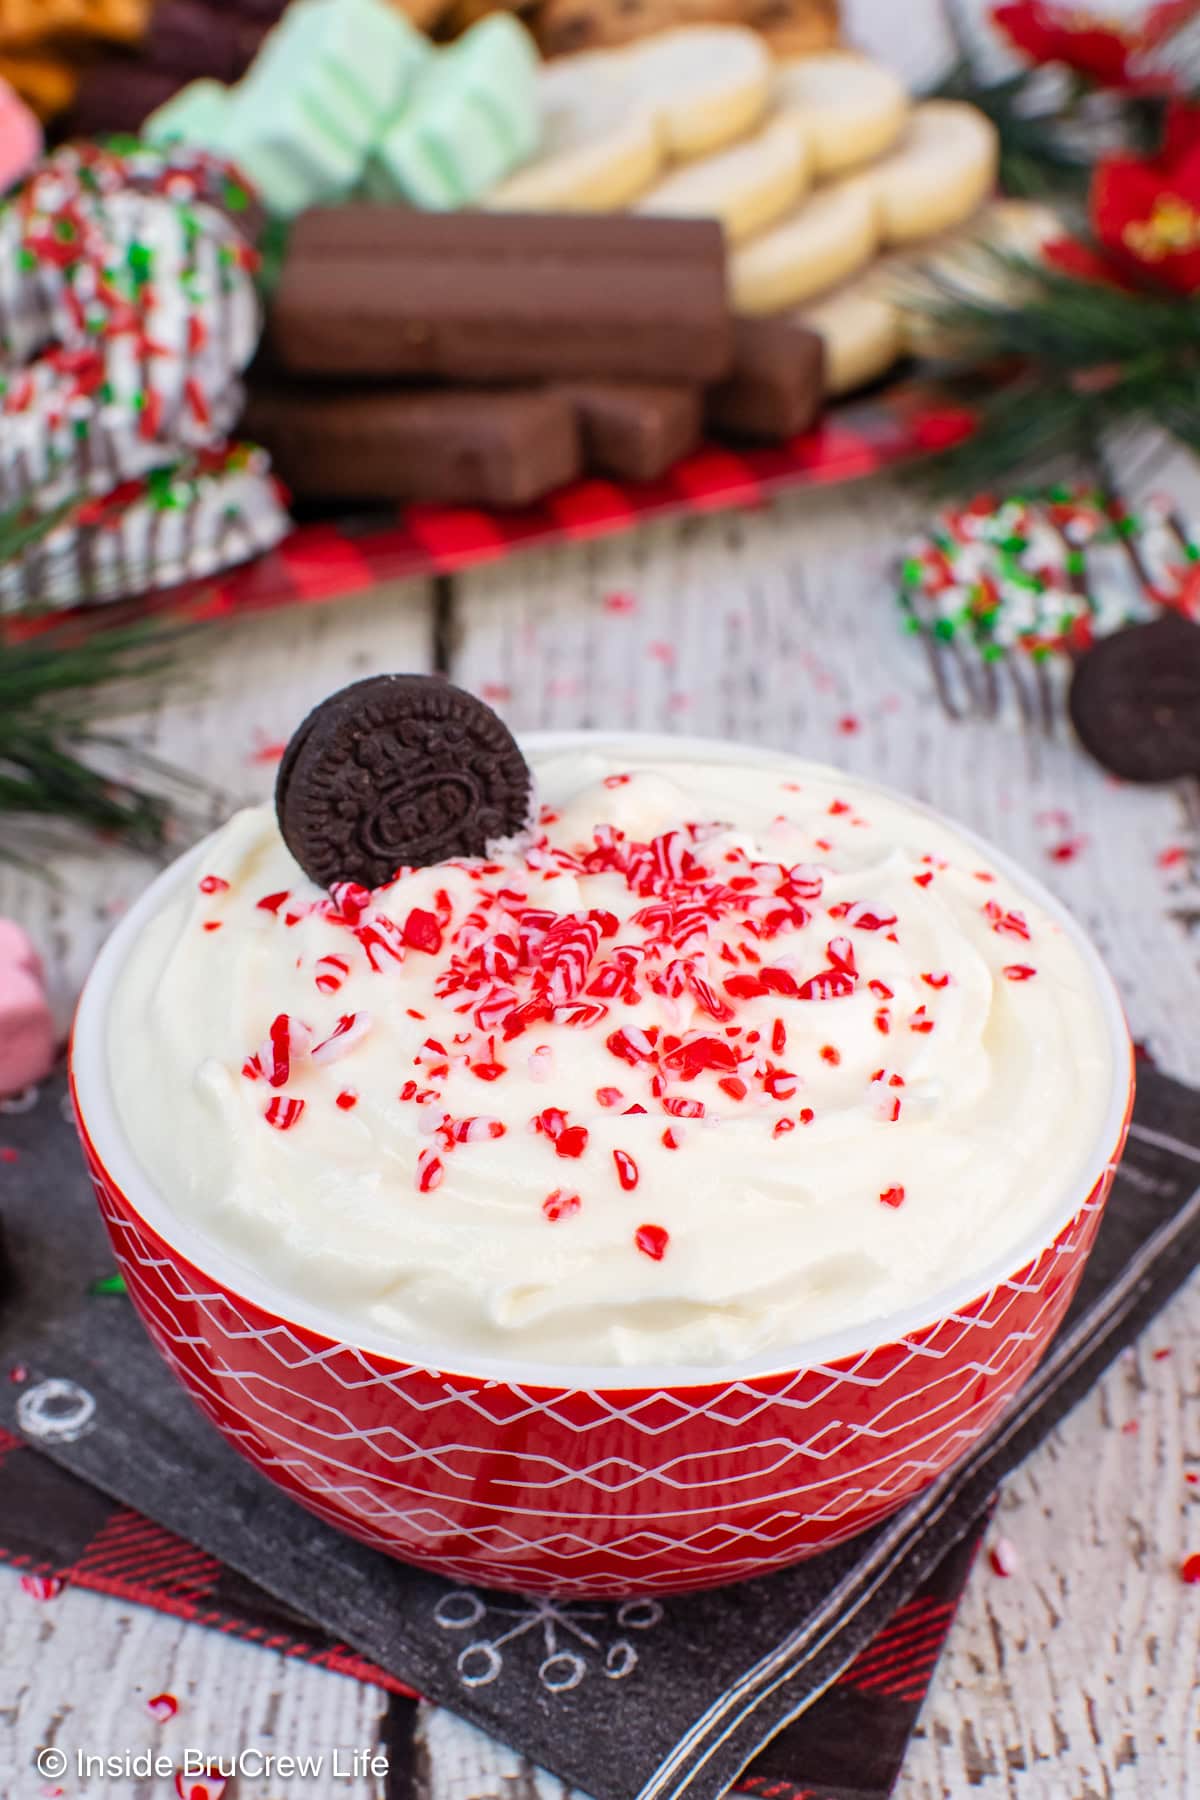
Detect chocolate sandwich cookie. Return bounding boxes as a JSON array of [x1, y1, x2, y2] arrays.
[[244, 386, 581, 508], [558, 381, 702, 482], [706, 316, 826, 442], [1068, 612, 1200, 783], [268, 208, 733, 386], [64, 69, 185, 137], [64, 0, 280, 136], [276, 674, 533, 888]]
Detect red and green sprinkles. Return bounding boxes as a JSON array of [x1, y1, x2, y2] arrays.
[[898, 486, 1200, 665]]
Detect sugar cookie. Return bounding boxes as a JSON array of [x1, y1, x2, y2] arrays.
[[774, 51, 908, 177], [625, 25, 772, 159], [365, 13, 540, 208], [793, 281, 902, 393], [635, 108, 809, 243], [487, 53, 661, 210], [856, 100, 999, 245], [730, 176, 879, 315]]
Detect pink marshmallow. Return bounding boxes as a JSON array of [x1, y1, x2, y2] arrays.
[[0, 78, 42, 197], [0, 919, 55, 1096]]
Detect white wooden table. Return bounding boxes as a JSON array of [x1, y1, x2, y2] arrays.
[[2, 459, 1199, 1800]]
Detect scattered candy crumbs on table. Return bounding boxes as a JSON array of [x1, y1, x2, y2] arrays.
[[148, 1693, 180, 1721], [8, 1365, 27, 1383], [87, 1274, 127, 1296], [1047, 838, 1088, 863], [175, 1772, 227, 1800], [0, 1147, 18, 1163], [988, 1537, 1020, 1578], [602, 592, 637, 614], [248, 737, 287, 766], [1181, 1553, 1200, 1584], [20, 1574, 64, 1600], [1121, 1419, 1140, 1435]]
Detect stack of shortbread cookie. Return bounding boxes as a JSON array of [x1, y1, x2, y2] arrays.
[[484, 25, 1042, 394]]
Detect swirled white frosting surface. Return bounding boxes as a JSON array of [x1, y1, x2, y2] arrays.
[[108, 743, 1118, 1368]]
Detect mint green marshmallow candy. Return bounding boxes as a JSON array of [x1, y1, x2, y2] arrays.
[[365, 13, 542, 210], [151, 0, 432, 217]]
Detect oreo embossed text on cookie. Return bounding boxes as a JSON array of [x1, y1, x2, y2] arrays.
[[276, 675, 533, 889]]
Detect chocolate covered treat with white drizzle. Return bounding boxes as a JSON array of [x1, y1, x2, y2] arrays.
[[0, 141, 262, 511], [0, 443, 288, 615], [897, 487, 1200, 732]]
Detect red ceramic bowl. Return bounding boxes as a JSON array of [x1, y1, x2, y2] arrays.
[[71, 734, 1134, 1598]]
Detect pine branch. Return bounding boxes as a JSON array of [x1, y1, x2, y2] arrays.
[[0, 617, 198, 861], [902, 250, 1200, 488]]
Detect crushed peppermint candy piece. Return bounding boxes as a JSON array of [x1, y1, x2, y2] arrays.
[[988, 1536, 1020, 1577], [20, 1573, 64, 1600], [311, 1012, 372, 1064], [264, 1096, 304, 1131], [543, 1188, 581, 1221], [635, 1223, 669, 1261]]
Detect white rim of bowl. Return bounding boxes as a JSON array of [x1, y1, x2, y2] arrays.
[[72, 729, 1134, 1392]]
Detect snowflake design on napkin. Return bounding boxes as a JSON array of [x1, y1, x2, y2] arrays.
[[433, 1590, 662, 1693]]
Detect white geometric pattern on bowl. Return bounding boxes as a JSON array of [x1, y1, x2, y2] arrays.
[[85, 1120, 1112, 1598]]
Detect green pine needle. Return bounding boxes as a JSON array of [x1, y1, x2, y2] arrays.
[[0, 617, 192, 861], [902, 249, 1200, 489]]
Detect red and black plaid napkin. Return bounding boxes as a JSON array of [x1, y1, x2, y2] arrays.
[[0, 1420, 985, 1800], [0, 1065, 1197, 1800]]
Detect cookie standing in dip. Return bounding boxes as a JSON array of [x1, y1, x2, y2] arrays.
[[104, 718, 1116, 1371]]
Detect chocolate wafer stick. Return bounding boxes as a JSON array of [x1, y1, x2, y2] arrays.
[[244, 385, 582, 508], [267, 208, 734, 385], [558, 381, 702, 483], [707, 316, 826, 443]]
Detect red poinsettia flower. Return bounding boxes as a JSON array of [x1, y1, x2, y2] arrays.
[[992, 0, 1199, 89], [1092, 103, 1200, 291]]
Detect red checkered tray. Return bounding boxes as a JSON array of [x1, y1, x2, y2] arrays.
[[12, 382, 974, 638]]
